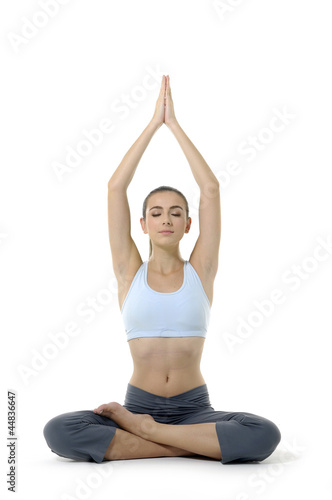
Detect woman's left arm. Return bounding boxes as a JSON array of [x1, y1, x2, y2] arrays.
[[165, 76, 221, 275], [165, 77, 219, 189], [168, 119, 219, 190]]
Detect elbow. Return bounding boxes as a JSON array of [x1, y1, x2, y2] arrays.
[[108, 180, 123, 191], [201, 180, 220, 197], [108, 178, 116, 189]]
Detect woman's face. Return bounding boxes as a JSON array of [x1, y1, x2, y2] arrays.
[[141, 192, 191, 244]]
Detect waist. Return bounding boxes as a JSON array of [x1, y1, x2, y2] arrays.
[[128, 371, 206, 398], [128, 336, 206, 397]]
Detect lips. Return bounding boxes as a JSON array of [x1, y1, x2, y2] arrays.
[[159, 231, 173, 234]]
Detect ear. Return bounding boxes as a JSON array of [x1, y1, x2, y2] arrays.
[[185, 217, 192, 233], [140, 217, 147, 233]]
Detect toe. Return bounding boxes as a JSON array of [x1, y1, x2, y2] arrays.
[[93, 404, 106, 414]]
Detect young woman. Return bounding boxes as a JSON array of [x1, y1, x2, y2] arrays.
[[43, 75, 281, 464]]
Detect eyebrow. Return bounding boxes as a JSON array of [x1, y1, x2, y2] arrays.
[[149, 205, 184, 211]]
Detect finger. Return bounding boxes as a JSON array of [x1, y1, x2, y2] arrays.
[[166, 75, 171, 96], [159, 75, 165, 95]]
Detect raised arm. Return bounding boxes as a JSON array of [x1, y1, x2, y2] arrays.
[[107, 76, 167, 280], [108, 76, 167, 190], [164, 76, 221, 277]]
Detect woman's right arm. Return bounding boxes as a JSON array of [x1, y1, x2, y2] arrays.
[[107, 119, 160, 191], [108, 75, 166, 190], [107, 76, 166, 278], [107, 120, 160, 277]]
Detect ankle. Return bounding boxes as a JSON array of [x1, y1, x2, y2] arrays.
[[171, 447, 197, 457]]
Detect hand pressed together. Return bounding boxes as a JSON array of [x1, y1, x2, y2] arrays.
[[151, 75, 177, 128]]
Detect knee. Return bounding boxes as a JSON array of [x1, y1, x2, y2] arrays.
[[43, 413, 73, 459], [256, 418, 281, 461]]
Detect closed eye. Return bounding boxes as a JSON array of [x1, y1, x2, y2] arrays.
[[152, 214, 181, 217]]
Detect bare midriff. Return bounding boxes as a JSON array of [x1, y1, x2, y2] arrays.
[[127, 336, 206, 398]]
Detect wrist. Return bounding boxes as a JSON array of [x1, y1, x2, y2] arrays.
[[166, 118, 179, 130], [149, 119, 163, 132]]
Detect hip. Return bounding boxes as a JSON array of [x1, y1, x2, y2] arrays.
[[123, 381, 214, 425]]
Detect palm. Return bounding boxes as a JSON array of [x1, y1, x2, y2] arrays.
[[165, 75, 176, 125], [165, 99, 174, 124], [152, 75, 176, 126], [151, 75, 166, 126]]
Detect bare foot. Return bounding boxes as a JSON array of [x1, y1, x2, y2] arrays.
[[93, 402, 156, 440]]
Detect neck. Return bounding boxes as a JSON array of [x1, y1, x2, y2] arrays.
[[149, 246, 184, 273]]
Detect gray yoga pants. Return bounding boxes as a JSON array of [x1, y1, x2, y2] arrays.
[[43, 383, 281, 464]]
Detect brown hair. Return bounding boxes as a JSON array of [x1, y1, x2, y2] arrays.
[[142, 186, 189, 258]]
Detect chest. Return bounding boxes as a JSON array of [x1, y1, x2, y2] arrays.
[[147, 267, 184, 293], [121, 264, 212, 311], [148, 267, 213, 305]]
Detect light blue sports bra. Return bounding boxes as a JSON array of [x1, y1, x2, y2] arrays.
[[121, 260, 211, 342]]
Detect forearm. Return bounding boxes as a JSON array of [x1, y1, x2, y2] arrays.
[[167, 120, 219, 190], [108, 119, 161, 190]]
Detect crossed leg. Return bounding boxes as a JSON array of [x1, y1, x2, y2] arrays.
[[95, 402, 221, 461], [104, 427, 198, 460]]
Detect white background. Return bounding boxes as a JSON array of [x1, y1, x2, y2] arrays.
[[1, 0, 331, 499]]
